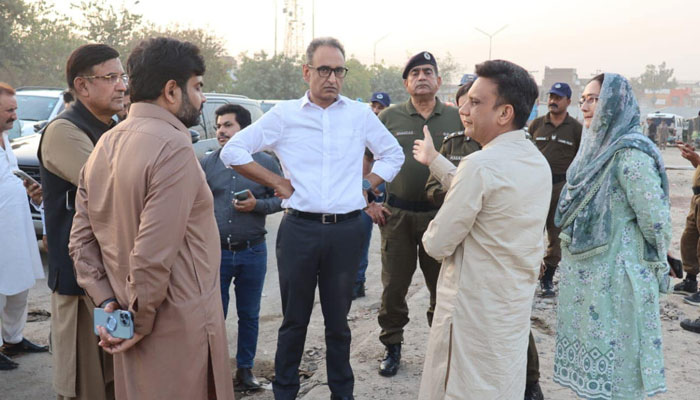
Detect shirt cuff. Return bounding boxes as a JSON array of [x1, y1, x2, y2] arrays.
[[371, 161, 396, 183], [84, 279, 117, 310], [220, 146, 254, 167]]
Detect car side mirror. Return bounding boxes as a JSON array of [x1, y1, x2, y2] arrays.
[[190, 129, 200, 144]]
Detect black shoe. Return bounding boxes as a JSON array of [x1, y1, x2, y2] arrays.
[[0, 353, 18, 370], [1, 338, 48, 357], [234, 367, 261, 391], [680, 317, 700, 334], [330, 395, 354, 400], [378, 343, 401, 377], [540, 279, 555, 298], [684, 292, 700, 306], [673, 279, 697, 295], [524, 381, 544, 400]]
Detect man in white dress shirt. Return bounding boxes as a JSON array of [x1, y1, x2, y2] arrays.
[[0, 82, 47, 370], [220, 37, 404, 400], [412, 60, 551, 399]]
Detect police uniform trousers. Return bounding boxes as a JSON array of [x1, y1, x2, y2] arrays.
[[378, 206, 440, 345], [543, 180, 566, 275], [681, 194, 700, 277], [51, 292, 114, 400], [273, 212, 365, 400]]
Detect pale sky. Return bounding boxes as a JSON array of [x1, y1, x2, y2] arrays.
[[41, 0, 700, 84]]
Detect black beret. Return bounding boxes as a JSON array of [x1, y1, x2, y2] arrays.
[[402, 51, 438, 79]]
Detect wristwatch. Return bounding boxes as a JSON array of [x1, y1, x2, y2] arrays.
[[362, 179, 372, 191]]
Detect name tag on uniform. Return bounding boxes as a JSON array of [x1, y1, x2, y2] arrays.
[[396, 131, 414, 136], [556, 139, 574, 146], [535, 137, 548, 141], [449, 155, 464, 161]]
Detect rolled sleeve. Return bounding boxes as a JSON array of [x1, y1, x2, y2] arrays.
[[365, 110, 404, 182], [220, 109, 283, 167]]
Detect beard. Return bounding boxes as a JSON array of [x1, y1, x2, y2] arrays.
[[176, 89, 201, 127]]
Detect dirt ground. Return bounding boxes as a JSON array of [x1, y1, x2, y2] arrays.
[[2, 147, 700, 399]]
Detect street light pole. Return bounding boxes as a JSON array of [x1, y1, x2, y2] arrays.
[[475, 25, 508, 60], [373, 34, 389, 65]]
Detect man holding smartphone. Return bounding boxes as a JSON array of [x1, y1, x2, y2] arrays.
[[0, 82, 47, 371], [200, 103, 283, 391]]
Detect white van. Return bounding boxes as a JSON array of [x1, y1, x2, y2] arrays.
[[646, 112, 684, 143]]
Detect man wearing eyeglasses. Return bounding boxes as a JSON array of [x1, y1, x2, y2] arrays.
[[375, 51, 463, 378], [220, 37, 404, 400], [38, 43, 125, 400], [527, 82, 582, 299]]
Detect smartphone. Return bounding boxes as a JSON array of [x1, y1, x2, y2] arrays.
[[12, 169, 39, 186], [93, 308, 134, 340], [234, 190, 249, 201]]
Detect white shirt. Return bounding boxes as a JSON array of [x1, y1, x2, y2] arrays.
[[220, 93, 404, 213], [0, 132, 44, 295]]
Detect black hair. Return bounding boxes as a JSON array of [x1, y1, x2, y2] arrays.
[[215, 104, 251, 130], [590, 74, 605, 86], [62, 90, 74, 104], [65, 44, 120, 90], [306, 37, 345, 64], [474, 60, 538, 129], [126, 37, 205, 103], [455, 80, 474, 105]]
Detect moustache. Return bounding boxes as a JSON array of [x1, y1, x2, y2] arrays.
[[548, 103, 559, 109]]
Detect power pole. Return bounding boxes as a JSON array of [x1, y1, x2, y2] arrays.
[[283, 0, 305, 57]]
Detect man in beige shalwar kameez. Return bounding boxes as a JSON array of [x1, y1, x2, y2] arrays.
[[69, 37, 234, 400], [412, 60, 551, 399]]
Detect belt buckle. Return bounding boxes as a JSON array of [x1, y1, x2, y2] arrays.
[[321, 213, 336, 224]]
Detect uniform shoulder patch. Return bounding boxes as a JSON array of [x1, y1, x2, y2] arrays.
[[443, 131, 466, 142]]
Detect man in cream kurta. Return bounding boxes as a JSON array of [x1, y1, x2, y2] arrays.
[[412, 60, 551, 399]]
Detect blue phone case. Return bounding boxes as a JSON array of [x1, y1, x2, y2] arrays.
[[93, 308, 134, 339]]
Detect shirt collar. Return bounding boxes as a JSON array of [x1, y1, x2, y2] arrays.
[[483, 129, 525, 150], [300, 91, 346, 110], [406, 97, 444, 117], [127, 102, 189, 134], [545, 112, 571, 126]]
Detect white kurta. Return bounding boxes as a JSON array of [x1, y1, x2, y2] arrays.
[[419, 130, 551, 400], [0, 132, 43, 296]]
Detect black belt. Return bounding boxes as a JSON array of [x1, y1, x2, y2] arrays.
[[552, 174, 567, 185], [693, 186, 700, 195], [387, 195, 438, 212], [285, 208, 361, 224], [221, 236, 265, 252]]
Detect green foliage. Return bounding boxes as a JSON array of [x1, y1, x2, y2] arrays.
[[73, 0, 143, 58], [342, 58, 372, 101], [369, 64, 408, 104], [631, 62, 677, 91], [232, 51, 305, 99]]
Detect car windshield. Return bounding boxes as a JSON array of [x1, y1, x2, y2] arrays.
[[16, 95, 58, 121]]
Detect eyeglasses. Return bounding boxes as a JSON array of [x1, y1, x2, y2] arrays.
[[82, 73, 129, 86], [579, 96, 599, 107], [307, 65, 348, 78]]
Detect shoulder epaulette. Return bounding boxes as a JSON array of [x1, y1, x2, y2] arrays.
[[443, 131, 466, 142]]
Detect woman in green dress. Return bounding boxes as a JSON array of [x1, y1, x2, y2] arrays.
[[553, 73, 671, 399]]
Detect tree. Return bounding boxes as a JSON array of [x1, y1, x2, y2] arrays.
[[342, 57, 372, 101], [73, 0, 143, 58], [232, 51, 305, 99], [369, 64, 408, 104], [0, 0, 83, 87], [631, 62, 677, 91]]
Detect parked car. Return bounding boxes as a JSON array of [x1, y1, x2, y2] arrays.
[[260, 100, 283, 113], [191, 93, 264, 159], [12, 92, 264, 237], [11, 87, 65, 140]]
